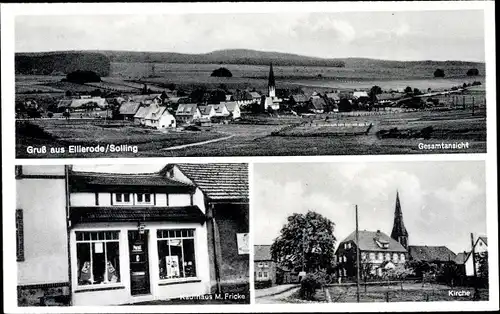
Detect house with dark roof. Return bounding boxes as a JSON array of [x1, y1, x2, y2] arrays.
[[254, 245, 276, 286], [308, 97, 327, 113], [336, 230, 408, 278], [16, 164, 249, 306], [118, 101, 142, 120], [408, 246, 456, 264], [464, 236, 487, 277], [220, 101, 241, 119]]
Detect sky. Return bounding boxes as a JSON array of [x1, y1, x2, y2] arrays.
[[15, 10, 485, 61], [253, 161, 486, 254]]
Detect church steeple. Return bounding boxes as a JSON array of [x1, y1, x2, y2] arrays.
[[268, 63, 276, 98], [391, 190, 409, 249]]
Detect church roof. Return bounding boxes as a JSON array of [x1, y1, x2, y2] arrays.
[[391, 191, 408, 239], [268, 63, 275, 87]]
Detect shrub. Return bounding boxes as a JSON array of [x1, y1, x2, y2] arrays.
[[434, 69, 445, 78], [466, 68, 480, 76], [299, 271, 327, 300], [210, 67, 233, 77], [47, 112, 54, 118], [65, 70, 101, 84]]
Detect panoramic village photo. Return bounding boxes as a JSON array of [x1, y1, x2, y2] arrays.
[[14, 10, 487, 158], [15, 163, 249, 306], [253, 161, 489, 303]]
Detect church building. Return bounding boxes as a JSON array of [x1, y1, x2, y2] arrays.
[[261, 63, 281, 111]]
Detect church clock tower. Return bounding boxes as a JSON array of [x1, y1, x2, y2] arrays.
[[390, 190, 409, 249]]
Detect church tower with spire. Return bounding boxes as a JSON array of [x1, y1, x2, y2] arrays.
[[268, 63, 276, 99], [390, 190, 409, 249]]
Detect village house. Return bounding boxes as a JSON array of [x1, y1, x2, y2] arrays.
[[130, 94, 163, 106], [133, 106, 150, 125], [175, 104, 202, 124], [16, 164, 249, 306], [464, 236, 488, 277], [143, 104, 176, 129], [220, 101, 242, 119], [57, 97, 108, 112], [308, 97, 327, 113], [336, 191, 409, 279], [198, 105, 217, 121], [210, 103, 230, 117], [289, 94, 309, 107], [254, 245, 276, 287], [408, 246, 457, 266], [376, 92, 404, 106], [118, 101, 142, 121]]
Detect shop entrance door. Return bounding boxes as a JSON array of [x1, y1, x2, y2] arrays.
[[128, 230, 151, 296]]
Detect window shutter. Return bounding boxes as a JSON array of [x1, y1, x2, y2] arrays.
[[16, 209, 24, 262]]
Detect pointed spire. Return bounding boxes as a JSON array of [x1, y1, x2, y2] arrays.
[[391, 190, 408, 249], [268, 63, 275, 88]]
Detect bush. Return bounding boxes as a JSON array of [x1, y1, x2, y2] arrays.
[[47, 112, 54, 118], [434, 69, 445, 78], [65, 70, 101, 84], [210, 67, 233, 77], [467, 68, 480, 76], [299, 271, 327, 300]]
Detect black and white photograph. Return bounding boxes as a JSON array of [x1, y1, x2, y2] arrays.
[[13, 9, 487, 158], [15, 163, 249, 306], [253, 161, 489, 303]]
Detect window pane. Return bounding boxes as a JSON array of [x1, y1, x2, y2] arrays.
[[169, 239, 183, 278], [137, 194, 143, 202], [92, 242, 106, 284], [168, 230, 175, 238], [145, 194, 151, 203], [83, 232, 90, 241], [158, 240, 169, 280], [106, 242, 120, 283], [157, 230, 162, 238], [175, 230, 181, 238], [124, 194, 130, 202], [91, 232, 98, 241], [183, 239, 196, 277], [76, 232, 83, 241], [116, 194, 122, 202], [187, 230, 194, 237], [77, 243, 91, 285]]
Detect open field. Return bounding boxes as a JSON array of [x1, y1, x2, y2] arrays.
[[326, 283, 489, 302], [16, 108, 486, 158]]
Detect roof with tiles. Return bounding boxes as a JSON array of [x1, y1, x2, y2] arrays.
[[408, 245, 457, 262], [176, 103, 199, 116], [69, 171, 193, 193], [255, 245, 273, 261], [165, 163, 249, 202], [134, 106, 150, 119], [340, 230, 407, 253], [119, 101, 141, 115]]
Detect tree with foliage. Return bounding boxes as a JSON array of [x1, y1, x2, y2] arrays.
[[413, 88, 422, 96], [477, 252, 488, 283], [466, 68, 480, 76], [90, 89, 102, 97], [65, 90, 73, 97], [190, 86, 208, 104], [368, 85, 383, 102], [404, 86, 414, 95], [209, 89, 227, 104], [210, 67, 233, 77], [271, 211, 336, 273], [338, 99, 352, 112], [65, 70, 101, 84], [434, 69, 445, 78]]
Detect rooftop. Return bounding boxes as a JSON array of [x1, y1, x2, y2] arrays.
[[255, 245, 272, 261], [340, 230, 407, 253], [408, 245, 457, 262]]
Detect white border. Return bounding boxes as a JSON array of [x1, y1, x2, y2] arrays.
[[2, 1, 498, 313]]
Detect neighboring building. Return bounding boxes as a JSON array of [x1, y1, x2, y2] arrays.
[[133, 106, 150, 125], [159, 164, 249, 294], [210, 103, 230, 117], [289, 94, 309, 107], [353, 91, 369, 99], [57, 97, 108, 112], [143, 104, 176, 129], [464, 236, 488, 277], [130, 94, 162, 106], [221, 101, 242, 119], [376, 93, 404, 106], [198, 105, 216, 120], [308, 97, 327, 113], [175, 104, 202, 124], [254, 245, 276, 286], [16, 165, 71, 306], [16, 164, 249, 306], [118, 101, 141, 121], [408, 246, 457, 265]]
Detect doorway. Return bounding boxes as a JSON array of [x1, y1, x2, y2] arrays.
[[128, 230, 151, 296]]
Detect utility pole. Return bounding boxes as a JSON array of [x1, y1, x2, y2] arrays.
[[470, 233, 480, 300], [355, 205, 360, 303]]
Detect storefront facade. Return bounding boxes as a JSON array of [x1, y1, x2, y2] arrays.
[[68, 171, 210, 305]]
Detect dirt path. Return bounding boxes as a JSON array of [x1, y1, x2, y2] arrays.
[[161, 134, 235, 151]]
